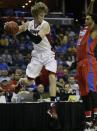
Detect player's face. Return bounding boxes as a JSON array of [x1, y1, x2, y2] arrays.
[[85, 15, 94, 26], [36, 12, 46, 24]]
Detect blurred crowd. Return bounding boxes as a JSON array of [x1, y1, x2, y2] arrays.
[[0, 23, 82, 103]]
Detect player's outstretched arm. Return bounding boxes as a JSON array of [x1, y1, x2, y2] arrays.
[[87, 0, 95, 15]]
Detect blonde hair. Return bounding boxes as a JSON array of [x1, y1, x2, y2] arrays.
[[31, 2, 48, 17]]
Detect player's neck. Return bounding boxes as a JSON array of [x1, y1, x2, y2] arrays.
[[34, 19, 42, 26], [34, 19, 41, 28]]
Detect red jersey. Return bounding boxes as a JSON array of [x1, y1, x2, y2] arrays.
[[76, 28, 97, 96]]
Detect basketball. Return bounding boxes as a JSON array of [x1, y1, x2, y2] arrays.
[[4, 21, 19, 35]]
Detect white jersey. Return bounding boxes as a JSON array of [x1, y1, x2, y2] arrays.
[[28, 20, 51, 52]]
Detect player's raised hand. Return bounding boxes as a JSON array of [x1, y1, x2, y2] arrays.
[[18, 21, 29, 33], [21, 21, 29, 32]]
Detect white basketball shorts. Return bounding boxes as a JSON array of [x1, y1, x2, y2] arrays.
[[26, 50, 57, 78]]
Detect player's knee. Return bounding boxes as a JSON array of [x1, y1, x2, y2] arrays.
[[49, 72, 56, 79], [27, 76, 35, 85]]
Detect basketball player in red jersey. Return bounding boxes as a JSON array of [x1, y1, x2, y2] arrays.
[[76, 0, 97, 130]]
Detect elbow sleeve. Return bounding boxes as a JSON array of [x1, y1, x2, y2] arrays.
[[25, 30, 42, 44]]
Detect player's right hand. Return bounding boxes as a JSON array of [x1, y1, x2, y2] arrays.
[[21, 21, 29, 32]]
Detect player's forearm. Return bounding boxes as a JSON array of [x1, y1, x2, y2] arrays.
[[87, 0, 95, 14]]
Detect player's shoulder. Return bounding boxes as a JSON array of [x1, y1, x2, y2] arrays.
[[28, 20, 34, 25], [42, 20, 49, 24], [42, 20, 50, 27]]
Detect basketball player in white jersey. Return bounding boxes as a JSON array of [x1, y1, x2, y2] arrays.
[[16, 2, 57, 106], [16, 2, 58, 119]]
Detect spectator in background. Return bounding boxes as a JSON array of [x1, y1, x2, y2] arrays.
[[68, 75, 80, 98], [2, 49, 12, 65], [57, 64, 65, 80], [0, 34, 9, 46], [0, 57, 9, 70], [0, 69, 11, 82]]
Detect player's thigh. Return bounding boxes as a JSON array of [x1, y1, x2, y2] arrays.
[[26, 59, 43, 78], [45, 59, 57, 73]]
